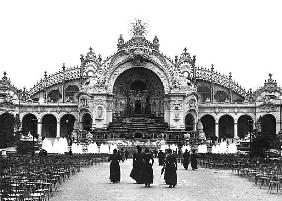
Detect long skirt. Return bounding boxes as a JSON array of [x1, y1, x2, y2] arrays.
[[143, 163, 153, 184], [183, 158, 190, 170], [164, 164, 177, 186], [130, 161, 144, 184], [191, 158, 197, 170], [110, 161, 120, 183]]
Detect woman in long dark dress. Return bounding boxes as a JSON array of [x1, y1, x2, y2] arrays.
[[190, 149, 198, 170], [108, 149, 121, 183], [182, 149, 190, 170], [143, 148, 154, 187], [130, 145, 144, 184], [164, 149, 177, 188]]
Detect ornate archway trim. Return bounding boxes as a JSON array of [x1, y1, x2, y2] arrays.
[[106, 61, 171, 95]]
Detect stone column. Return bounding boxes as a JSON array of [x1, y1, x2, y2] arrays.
[[37, 121, 42, 140], [56, 122, 60, 138], [215, 121, 219, 138], [234, 121, 238, 139], [193, 122, 197, 131]]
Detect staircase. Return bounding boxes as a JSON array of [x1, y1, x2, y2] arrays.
[[108, 116, 168, 135]]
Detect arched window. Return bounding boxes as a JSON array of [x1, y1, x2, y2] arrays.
[[214, 90, 229, 102], [48, 89, 62, 102], [197, 85, 211, 103], [65, 85, 79, 102]]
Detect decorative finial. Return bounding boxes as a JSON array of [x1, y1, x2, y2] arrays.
[[44, 71, 47, 79], [153, 35, 159, 45], [118, 34, 124, 44], [269, 73, 272, 79], [80, 54, 84, 62], [62, 63, 66, 71], [130, 19, 147, 37], [229, 72, 232, 79], [89, 47, 93, 52], [175, 55, 178, 63], [98, 54, 102, 62], [2, 71, 8, 81], [183, 47, 187, 54], [211, 64, 214, 71]]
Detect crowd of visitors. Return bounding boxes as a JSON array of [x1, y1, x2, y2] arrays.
[[108, 146, 199, 188]]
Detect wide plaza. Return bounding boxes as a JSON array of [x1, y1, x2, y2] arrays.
[[51, 158, 281, 201]]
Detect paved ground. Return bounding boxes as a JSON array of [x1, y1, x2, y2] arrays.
[[51, 159, 281, 201]]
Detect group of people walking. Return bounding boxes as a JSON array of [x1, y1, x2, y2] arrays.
[[108, 146, 198, 188]]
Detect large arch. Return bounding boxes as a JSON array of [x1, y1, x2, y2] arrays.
[[60, 114, 75, 138], [260, 114, 276, 147], [112, 67, 165, 117], [219, 115, 234, 138], [237, 115, 253, 139], [0, 113, 15, 148], [22, 114, 38, 136], [82, 113, 92, 131], [185, 113, 195, 131], [107, 61, 170, 95], [200, 114, 215, 138], [42, 114, 57, 138]]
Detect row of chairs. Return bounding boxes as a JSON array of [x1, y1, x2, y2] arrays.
[[0, 153, 108, 201], [198, 153, 282, 194]]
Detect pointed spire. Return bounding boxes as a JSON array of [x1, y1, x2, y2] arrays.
[[89, 47, 93, 52], [44, 71, 47, 79], [62, 63, 66, 71]]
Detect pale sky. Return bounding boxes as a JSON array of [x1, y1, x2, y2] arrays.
[[0, 0, 282, 92]]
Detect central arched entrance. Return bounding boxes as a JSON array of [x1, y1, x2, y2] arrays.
[[112, 67, 165, 118]]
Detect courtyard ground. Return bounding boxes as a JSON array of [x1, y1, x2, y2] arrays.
[[50, 159, 281, 201]]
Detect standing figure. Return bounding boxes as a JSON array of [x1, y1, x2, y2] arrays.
[[125, 149, 129, 160], [182, 149, 190, 170], [143, 148, 154, 187], [108, 149, 121, 183], [130, 146, 145, 184], [191, 149, 198, 170], [158, 150, 165, 166], [164, 149, 177, 188], [120, 148, 125, 162]]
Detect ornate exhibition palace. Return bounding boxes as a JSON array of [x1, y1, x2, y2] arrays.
[[1, 20, 282, 148]]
